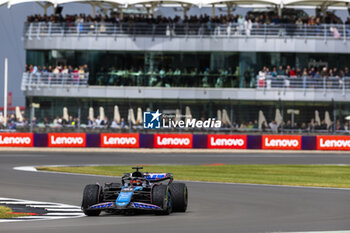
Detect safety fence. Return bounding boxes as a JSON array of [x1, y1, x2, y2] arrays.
[[1, 132, 350, 150], [256, 75, 350, 94]]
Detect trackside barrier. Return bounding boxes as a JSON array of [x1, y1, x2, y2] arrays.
[[316, 135, 350, 151], [262, 135, 302, 150], [207, 135, 247, 149], [3, 133, 350, 150], [0, 133, 33, 147], [48, 133, 86, 147]]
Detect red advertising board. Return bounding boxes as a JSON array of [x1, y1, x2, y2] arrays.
[[207, 134, 247, 149], [317, 135, 350, 150], [154, 134, 192, 148], [0, 133, 33, 147], [100, 133, 139, 148], [48, 133, 86, 147], [262, 135, 302, 150]]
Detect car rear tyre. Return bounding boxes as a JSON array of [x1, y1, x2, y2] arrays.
[[152, 185, 172, 215], [170, 183, 188, 212], [82, 184, 102, 216]]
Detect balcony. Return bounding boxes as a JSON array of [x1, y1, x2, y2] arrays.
[[21, 72, 350, 102], [23, 22, 350, 53]]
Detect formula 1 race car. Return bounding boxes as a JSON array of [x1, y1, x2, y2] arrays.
[[81, 167, 188, 216]]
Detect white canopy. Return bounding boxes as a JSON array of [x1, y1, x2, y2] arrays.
[[2, 0, 350, 8], [274, 109, 283, 126]]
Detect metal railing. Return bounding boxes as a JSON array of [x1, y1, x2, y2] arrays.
[[21, 72, 89, 91], [24, 22, 350, 41], [256, 75, 350, 94], [21, 72, 350, 93]]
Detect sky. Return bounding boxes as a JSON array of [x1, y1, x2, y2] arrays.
[[0, 3, 349, 107]]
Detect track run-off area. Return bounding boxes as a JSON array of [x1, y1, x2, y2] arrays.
[[1, 150, 350, 233]]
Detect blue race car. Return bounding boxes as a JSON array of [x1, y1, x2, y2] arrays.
[[81, 167, 188, 216]]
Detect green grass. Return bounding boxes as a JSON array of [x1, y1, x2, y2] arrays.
[[36, 164, 350, 188], [0, 206, 30, 218]]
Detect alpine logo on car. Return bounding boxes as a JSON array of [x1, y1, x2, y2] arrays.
[[146, 173, 167, 180], [0, 133, 33, 147], [154, 134, 192, 148], [317, 136, 350, 150], [100, 133, 139, 148], [262, 135, 301, 150], [48, 133, 86, 147], [208, 135, 247, 149]]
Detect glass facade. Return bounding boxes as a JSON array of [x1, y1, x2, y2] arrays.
[[27, 50, 350, 87]]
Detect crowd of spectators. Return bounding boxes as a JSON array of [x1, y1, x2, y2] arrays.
[[25, 64, 89, 76], [24, 63, 247, 88], [24, 64, 89, 85], [3, 111, 349, 134], [27, 12, 347, 26], [96, 66, 244, 88], [258, 65, 350, 79], [231, 119, 349, 133]]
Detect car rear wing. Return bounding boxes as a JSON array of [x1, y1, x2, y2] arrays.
[[145, 173, 173, 183]]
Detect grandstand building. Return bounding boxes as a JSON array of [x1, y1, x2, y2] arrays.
[[9, 0, 350, 131]]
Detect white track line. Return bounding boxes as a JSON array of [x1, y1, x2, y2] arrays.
[[13, 165, 350, 191], [45, 209, 82, 212], [0, 197, 84, 223], [27, 205, 78, 208]]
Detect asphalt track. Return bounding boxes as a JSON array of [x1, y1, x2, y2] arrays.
[[1, 151, 350, 233]]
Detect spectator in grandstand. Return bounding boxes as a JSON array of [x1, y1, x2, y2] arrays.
[[253, 120, 258, 129], [314, 121, 321, 130], [95, 115, 102, 126], [269, 120, 278, 133], [68, 116, 75, 127], [100, 117, 109, 127], [120, 117, 126, 128], [43, 117, 50, 127], [87, 116, 93, 126], [31, 117, 38, 127], [240, 121, 247, 129], [277, 66, 285, 76], [247, 121, 254, 129], [284, 120, 292, 129], [300, 122, 308, 131], [244, 16, 252, 36], [62, 65, 69, 75], [53, 116, 62, 127], [271, 67, 278, 77]]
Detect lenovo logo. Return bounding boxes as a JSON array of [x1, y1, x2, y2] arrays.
[[320, 139, 350, 147], [100, 134, 139, 148], [211, 138, 244, 146], [0, 136, 31, 145], [0, 133, 33, 147], [265, 138, 299, 147], [103, 136, 137, 145], [157, 137, 190, 146], [48, 133, 86, 147], [51, 136, 84, 145], [208, 135, 247, 149], [262, 135, 301, 150], [317, 136, 350, 150], [154, 134, 192, 148]]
